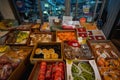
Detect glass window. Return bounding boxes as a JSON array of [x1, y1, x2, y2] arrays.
[[40, 0, 65, 21], [70, 0, 103, 22], [14, 0, 102, 23], [14, 0, 40, 22]]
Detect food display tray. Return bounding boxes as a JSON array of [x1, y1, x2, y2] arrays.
[[87, 40, 120, 59], [27, 32, 53, 46], [30, 42, 63, 64], [66, 60, 101, 80], [63, 42, 94, 60], [40, 22, 50, 32], [96, 58, 120, 80], [28, 61, 66, 80], [56, 30, 77, 42], [5, 30, 30, 45], [1, 46, 32, 80], [15, 23, 32, 31], [87, 30, 106, 40]]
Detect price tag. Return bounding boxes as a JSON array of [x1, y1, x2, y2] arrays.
[[78, 37, 83, 43], [83, 5, 90, 14], [55, 19, 59, 22], [67, 40, 80, 47], [72, 43, 79, 47], [63, 16, 73, 23], [49, 16, 58, 26], [100, 53, 107, 58]]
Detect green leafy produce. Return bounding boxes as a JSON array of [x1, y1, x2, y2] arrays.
[[71, 64, 79, 73], [78, 62, 93, 73], [74, 76, 85, 80], [71, 62, 95, 80], [80, 71, 95, 80]]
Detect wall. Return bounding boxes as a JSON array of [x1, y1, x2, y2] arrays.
[[102, 0, 120, 38], [0, 0, 15, 19]]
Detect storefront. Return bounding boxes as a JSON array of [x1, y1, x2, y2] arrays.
[[0, 0, 120, 80]]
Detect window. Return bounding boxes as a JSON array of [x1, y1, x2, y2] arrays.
[[70, 0, 103, 22], [14, 0, 103, 23], [41, 0, 65, 21]]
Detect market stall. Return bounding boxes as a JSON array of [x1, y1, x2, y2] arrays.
[[0, 17, 120, 80]]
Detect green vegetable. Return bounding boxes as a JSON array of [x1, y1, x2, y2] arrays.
[[74, 76, 85, 80], [71, 64, 79, 73], [78, 62, 93, 73], [71, 62, 95, 80], [80, 71, 95, 80]]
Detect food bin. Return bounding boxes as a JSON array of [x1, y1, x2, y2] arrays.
[[0, 46, 32, 80], [16, 23, 32, 31], [8, 46, 32, 80], [56, 30, 77, 42], [85, 23, 98, 31], [96, 58, 120, 80], [5, 30, 30, 45], [31, 23, 41, 33], [0, 45, 10, 56], [27, 32, 53, 46], [87, 30, 106, 40], [40, 22, 50, 32], [0, 30, 9, 44], [66, 60, 101, 80], [92, 30, 106, 40], [28, 61, 66, 80], [63, 41, 94, 60], [30, 42, 63, 64], [87, 40, 120, 59]]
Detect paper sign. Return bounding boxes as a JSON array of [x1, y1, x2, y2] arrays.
[[100, 53, 107, 58], [83, 5, 90, 14], [49, 16, 58, 26], [63, 16, 73, 23]]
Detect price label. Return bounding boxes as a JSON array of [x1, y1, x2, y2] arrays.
[[72, 43, 79, 47], [68, 40, 80, 47], [83, 5, 90, 14], [49, 16, 58, 26], [55, 19, 59, 22], [100, 53, 107, 58], [63, 16, 73, 23]]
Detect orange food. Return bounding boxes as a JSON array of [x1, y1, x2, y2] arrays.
[[98, 60, 104, 67], [57, 32, 76, 42], [103, 75, 112, 80], [97, 57, 105, 67]]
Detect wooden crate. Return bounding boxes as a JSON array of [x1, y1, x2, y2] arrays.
[[8, 46, 32, 80], [27, 32, 53, 46], [28, 61, 66, 80], [5, 30, 30, 45], [56, 30, 77, 42], [87, 40, 120, 59], [30, 42, 63, 64]]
